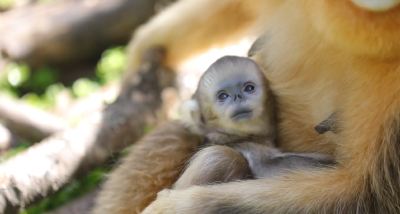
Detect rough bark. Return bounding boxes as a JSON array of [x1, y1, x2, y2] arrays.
[[0, 48, 175, 214], [53, 83, 120, 121], [0, 96, 70, 143], [0, 0, 157, 67], [0, 124, 18, 154]]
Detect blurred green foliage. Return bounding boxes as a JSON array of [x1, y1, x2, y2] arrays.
[[0, 0, 60, 10], [0, 0, 13, 8], [0, 140, 31, 163], [0, 46, 127, 213], [21, 168, 110, 214], [96, 46, 127, 84], [0, 46, 126, 109], [72, 78, 100, 98], [37, 0, 61, 3]]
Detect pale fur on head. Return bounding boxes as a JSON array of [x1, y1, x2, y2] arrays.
[[194, 56, 276, 138], [181, 99, 206, 135]]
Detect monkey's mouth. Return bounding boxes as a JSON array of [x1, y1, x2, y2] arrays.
[[230, 108, 253, 123]]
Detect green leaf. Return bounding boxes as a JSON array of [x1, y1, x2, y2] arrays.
[[96, 46, 127, 84], [72, 78, 99, 98], [5, 63, 30, 87]]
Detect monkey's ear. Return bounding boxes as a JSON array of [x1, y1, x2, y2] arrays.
[[183, 99, 199, 112], [182, 99, 206, 134], [182, 99, 202, 123], [248, 35, 267, 57]]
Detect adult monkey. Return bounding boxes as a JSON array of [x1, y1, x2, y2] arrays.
[[94, 0, 400, 213]]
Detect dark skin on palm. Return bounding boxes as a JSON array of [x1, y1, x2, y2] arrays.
[[174, 56, 336, 189]]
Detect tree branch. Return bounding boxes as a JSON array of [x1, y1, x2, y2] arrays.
[[0, 48, 175, 214], [0, 0, 157, 67], [0, 124, 18, 154], [0, 96, 69, 143]]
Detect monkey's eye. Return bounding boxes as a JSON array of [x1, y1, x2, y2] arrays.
[[244, 84, 255, 92], [217, 93, 229, 101]]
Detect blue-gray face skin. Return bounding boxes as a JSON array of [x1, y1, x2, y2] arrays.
[[197, 56, 268, 128], [213, 76, 264, 123]]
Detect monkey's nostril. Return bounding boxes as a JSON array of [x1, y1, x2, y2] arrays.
[[238, 94, 242, 99], [234, 95, 237, 101]]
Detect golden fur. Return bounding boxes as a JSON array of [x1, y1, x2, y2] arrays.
[[91, 121, 202, 214], [94, 0, 400, 213], [176, 55, 334, 187], [172, 145, 250, 190]]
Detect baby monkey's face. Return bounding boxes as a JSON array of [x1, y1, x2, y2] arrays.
[[212, 75, 265, 124], [196, 56, 271, 134]]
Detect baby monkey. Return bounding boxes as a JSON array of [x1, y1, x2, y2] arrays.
[[175, 56, 335, 189]]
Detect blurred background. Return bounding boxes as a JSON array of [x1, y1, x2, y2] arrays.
[[0, 0, 251, 213]]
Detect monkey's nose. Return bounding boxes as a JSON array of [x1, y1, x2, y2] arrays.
[[233, 94, 242, 101]]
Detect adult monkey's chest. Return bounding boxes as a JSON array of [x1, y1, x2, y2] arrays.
[[254, 26, 400, 157], [251, 26, 355, 155]]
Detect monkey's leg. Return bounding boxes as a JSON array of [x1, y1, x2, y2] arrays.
[[123, 0, 271, 88], [91, 121, 202, 214], [251, 152, 336, 178], [173, 145, 251, 189]]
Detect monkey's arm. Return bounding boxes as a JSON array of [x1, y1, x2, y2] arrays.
[[123, 0, 269, 87], [141, 168, 358, 214], [92, 121, 202, 214], [230, 142, 335, 178]]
